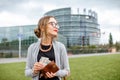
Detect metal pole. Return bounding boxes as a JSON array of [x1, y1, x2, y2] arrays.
[[119, 25, 120, 42], [19, 36, 21, 58], [18, 26, 22, 58]]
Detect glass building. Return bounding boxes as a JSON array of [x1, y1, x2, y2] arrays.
[[0, 25, 67, 57], [0, 25, 67, 46], [44, 7, 100, 47], [0, 7, 101, 57], [0, 25, 36, 42]]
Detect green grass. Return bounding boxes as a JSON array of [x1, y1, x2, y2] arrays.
[[68, 54, 120, 80], [0, 53, 120, 80], [0, 62, 31, 80]]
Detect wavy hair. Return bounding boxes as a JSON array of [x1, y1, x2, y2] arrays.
[[34, 16, 55, 38]]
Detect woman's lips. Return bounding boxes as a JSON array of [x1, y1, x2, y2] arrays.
[[54, 29, 58, 32]]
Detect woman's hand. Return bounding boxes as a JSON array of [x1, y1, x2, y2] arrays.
[[45, 72, 56, 78], [33, 62, 44, 74]]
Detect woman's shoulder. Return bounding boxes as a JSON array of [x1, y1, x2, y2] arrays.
[[54, 41, 65, 48], [28, 41, 40, 49]]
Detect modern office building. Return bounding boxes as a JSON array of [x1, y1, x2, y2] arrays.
[[0, 25, 67, 57], [0, 7, 101, 57], [44, 7, 100, 47], [0, 25, 36, 43], [0, 7, 100, 50], [0, 25, 67, 46]]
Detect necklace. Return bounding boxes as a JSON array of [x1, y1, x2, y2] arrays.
[[40, 44, 52, 52]]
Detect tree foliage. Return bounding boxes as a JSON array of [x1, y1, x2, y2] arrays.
[[109, 33, 113, 48]]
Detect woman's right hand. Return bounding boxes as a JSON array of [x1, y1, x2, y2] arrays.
[[33, 62, 44, 74]]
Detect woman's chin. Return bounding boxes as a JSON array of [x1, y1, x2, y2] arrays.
[[52, 34, 58, 38]]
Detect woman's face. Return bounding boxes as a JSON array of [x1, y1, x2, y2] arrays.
[[46, 17, 59, 37]]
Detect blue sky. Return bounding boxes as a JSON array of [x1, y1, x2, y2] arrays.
[[0, 0, 120, 44]]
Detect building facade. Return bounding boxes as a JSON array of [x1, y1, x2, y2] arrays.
[[0, 25, 67, 57], [0, 25, 36, 43], [44, 7, 100, 47], [0, 7, 101, 57], [0, 25, 67, 47]]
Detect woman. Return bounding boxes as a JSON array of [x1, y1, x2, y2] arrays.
[[25, 16, 70, 80]]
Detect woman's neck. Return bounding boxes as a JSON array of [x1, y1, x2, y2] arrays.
[[41, 37, 52, 45]]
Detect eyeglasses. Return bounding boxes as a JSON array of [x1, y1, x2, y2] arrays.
[[48, 22, 59, 29]]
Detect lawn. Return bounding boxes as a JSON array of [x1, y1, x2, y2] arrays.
[[0, 53, 120, 80], [68, 53, 120, 80]]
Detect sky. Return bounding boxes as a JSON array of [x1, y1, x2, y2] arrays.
[[0, 0, 120, 44]]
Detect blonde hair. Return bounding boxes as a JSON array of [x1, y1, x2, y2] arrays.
[[34, 16, 55, 38]]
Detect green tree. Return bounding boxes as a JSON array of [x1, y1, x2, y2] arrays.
[[1, 37, 8, 43], [115, 41, 120, 51], [109, 33, 113, 48]]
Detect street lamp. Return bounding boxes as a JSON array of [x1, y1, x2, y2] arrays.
[[18, 26, 23, 58], [18, 34, 21, 58]]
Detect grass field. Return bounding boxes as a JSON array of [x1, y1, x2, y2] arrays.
[[0, 53, 120, 80]]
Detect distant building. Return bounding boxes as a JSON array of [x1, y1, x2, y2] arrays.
[[0, 25, 36, 43], [0, 25, 67, 46], [0, 7, 101, 57], [44, 7, 100, 47], [0, 7, 100, 49], [0, 25, 67, 57]]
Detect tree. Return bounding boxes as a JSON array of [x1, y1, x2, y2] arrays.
[[1, 37, 8, 43], [115, 41, 120, 51], [109, 33, 113, 48]]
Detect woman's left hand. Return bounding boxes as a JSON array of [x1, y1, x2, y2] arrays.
[[45, 72, 56, 78]]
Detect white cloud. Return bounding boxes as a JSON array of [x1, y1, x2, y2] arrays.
[[98, 9, 120, 25], [0, 0, 120, 44], [92, 8, 120, 44], [100, 28, 120, 44], [19, 1, 41, 10], [42, 4, 58, 12], [0, 11, 35, 27]]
